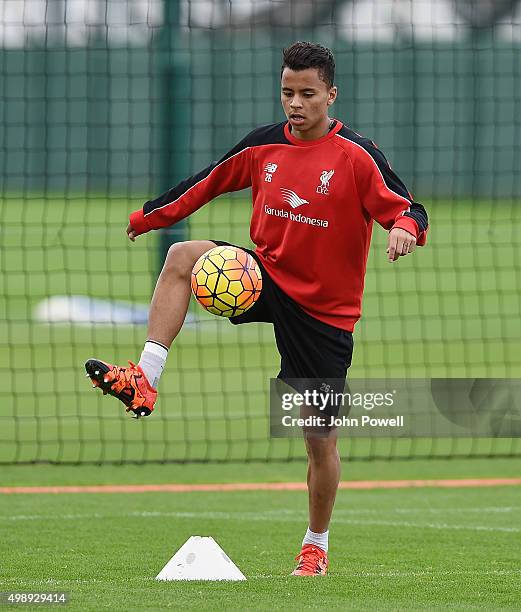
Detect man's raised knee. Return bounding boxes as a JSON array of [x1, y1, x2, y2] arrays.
[[164, 241, 197, 279], [163, 240, 215, 279]]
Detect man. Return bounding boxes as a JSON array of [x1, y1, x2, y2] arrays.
[[85, 41, 428, 576]]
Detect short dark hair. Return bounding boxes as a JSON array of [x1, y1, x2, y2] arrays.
[[281, 41, 335, 88]]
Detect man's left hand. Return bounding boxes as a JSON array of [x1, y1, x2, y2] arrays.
[[387, 228, 416, 262]]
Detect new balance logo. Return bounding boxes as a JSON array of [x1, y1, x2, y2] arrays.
[[264, 162, 278, 182], [280, 188, 309, 209]]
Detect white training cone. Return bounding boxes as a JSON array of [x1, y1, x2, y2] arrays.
[[155, 536, 247, 581]]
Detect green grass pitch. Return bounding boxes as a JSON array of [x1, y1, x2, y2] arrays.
[[1, 194, 521, 462], [1, 461, 520, 610], [1, 194, 520, 608]]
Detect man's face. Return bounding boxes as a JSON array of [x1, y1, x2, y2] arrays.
[[281, 67, 337, 138]]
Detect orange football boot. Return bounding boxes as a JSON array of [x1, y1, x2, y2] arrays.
[[291, 544, 329, 576], [85, 358, 157, 418]]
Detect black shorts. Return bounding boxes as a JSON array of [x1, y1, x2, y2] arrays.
[[211, 241, 354, 416]]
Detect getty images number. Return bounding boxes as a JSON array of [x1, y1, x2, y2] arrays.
[[7, 592, 68, 604]]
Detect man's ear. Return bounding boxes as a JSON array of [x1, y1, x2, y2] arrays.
[[327, 86, 338, 106]]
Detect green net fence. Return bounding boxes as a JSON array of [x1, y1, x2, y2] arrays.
[[1, 0, 520, 463]]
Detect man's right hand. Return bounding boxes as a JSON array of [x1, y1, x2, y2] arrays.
[[126, 223, 138, 242]]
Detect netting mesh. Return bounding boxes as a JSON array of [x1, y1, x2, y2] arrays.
[[1, 0, 520, 463]]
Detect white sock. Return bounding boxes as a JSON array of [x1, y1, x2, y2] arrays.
[[302, 527, 329, 552], [138, 341, 168, 389]]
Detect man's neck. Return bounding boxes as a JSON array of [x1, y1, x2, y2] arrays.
[[291, 116, 333, 141]]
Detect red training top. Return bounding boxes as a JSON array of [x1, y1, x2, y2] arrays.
[[130, 120, 429, 331]]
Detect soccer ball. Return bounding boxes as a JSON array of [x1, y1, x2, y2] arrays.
[[191, 246, 262, 317]]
